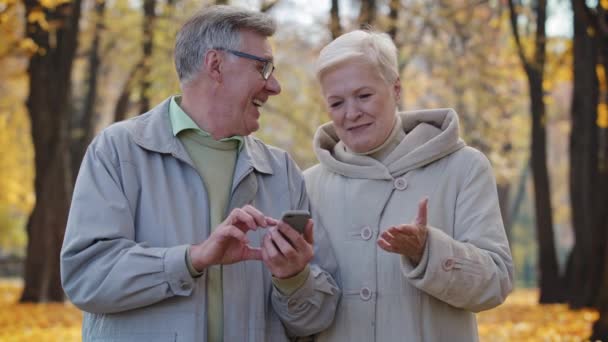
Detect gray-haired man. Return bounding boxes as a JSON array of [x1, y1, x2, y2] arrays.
[[61, 5, 339, 341]]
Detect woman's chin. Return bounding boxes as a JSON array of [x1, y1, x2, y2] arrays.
[[346, 141, 376, 154]]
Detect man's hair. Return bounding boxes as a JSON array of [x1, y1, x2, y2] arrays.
[[315, 29, 399, 84], [175, 5, 276, 85]]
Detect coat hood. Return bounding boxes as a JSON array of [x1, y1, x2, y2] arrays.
[[313, 108, 466, 179]]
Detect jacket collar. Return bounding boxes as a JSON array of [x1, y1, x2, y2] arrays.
[[313, 108, 466, 179], [130, 97, 273, 175]]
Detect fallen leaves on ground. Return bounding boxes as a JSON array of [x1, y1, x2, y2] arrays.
[[0, 279, 81, 341], [0, 280, 599, 341], [477, 289, 598, 341]]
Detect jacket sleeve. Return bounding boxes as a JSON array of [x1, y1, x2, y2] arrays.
[[60, 139, 196, 314], [270, 156, 341, 337], [401, 151, 513, 312]]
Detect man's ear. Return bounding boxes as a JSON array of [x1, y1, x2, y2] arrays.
[[204, 49, 223, 82]]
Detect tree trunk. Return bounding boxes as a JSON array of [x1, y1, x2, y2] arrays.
[[592, 136, 608, 338], [507, 0, 561, 302], [506, 159, 530, 241], [329, 0, 341, 39], [592, 128, 608, 339], [528, 69, 561, 303], [139, 0, 156, 113], [387, 0, 399, 41], [358, 0, 376, 27], [260, 0, 279, 13], [113, 60, 144, 122], [21, 0, 82, 302], [566, 0, 601, 309], [71, 0, 106, 178], [496, 183, 510, 242], [591, 5, 608, 338]]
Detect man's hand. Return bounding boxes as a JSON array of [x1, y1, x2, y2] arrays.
[[377, 198, 429, 266], [261, 219, 314, 279], [189, 205, 278, 272]]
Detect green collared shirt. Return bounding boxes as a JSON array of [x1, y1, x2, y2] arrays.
[[171, 96, 241, 342], [170, 96, 309, 340], [169, 96, 244, 149]]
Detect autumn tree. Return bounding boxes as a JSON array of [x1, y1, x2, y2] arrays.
[[507, 0, 562, 303], [566, 1, 608, 339], [70, 0, 106, 178], [0, 0, 35, 257], [21, 0, 82, 302]]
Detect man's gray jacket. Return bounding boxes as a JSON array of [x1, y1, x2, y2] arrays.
[[60, 98, 340, 341]]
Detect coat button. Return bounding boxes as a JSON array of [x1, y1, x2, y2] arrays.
[[360, 287, 372, 301], [180, 280, 191, 290], [442, 258, 455, 271], [393, 177, 408, 190], [360, 226, 373, 240]]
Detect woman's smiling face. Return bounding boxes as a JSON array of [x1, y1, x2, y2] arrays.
[[320, 58, 400, 153]]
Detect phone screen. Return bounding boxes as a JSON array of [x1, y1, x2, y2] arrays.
[[281, 210, 311, 234]]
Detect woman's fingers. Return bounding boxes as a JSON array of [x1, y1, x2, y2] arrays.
[[415, 197, 428, 226]]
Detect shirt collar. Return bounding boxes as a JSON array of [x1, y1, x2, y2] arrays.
[[169, 95, 244, 151]]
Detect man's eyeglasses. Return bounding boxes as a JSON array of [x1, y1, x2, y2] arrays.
[[215, 48, 275, 80]]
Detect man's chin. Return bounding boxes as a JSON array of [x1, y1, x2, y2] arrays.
[[243, 123, 260, 136]]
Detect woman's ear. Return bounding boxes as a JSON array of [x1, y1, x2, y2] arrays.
[[393, 77, 401, 101]]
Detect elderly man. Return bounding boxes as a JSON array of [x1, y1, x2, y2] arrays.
[[60, 5, 339, 341]]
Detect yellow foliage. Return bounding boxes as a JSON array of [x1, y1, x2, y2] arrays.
[[0, 281, 600, 341], [0, 0, 19, 8], [0, 280, 82, 341], [17, 38, 39, 55], [598, 103, 608, 129], [477, 289, 598, 341], [39, 0, 72, 9], [0, 107, 35, 214], [597, 64, 607, 92], [27, 9, 48, 31], [0, 20, 34, 252]]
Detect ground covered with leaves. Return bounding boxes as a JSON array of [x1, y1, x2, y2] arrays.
[[0, 279, 598, 341]]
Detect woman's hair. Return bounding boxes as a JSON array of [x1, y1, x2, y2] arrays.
[[315, 29, 399, 83], [174, 5, 276, 85]]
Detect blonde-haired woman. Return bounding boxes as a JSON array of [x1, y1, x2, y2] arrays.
[[305, 30, 513, 341]]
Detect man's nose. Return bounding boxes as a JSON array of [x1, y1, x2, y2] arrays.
[[265, 74, 281, 95]]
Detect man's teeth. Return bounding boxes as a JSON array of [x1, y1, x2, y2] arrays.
[[253, 99, 264, 107]]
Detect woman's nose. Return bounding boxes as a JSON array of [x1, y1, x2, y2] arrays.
[[345, 101, 361, 120]]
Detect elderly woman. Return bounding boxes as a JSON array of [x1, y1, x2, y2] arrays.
[[304, 30, 513, 341]]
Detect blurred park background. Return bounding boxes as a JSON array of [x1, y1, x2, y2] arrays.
[[1, 0, 607, 340]]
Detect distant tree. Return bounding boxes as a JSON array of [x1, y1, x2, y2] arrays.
[[71, 0, 106, 178], [565, 0, 600, 309], [358, 0, 377, 27], [507, 0, 562, 303], [566, 1, 608, 339], [139, 0, 156, 113], [329, 0, 342, 39], [21, 0, 83, 302]]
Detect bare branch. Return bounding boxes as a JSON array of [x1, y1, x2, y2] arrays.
[[507, 0, 531, 69], [261, 0, 279, 13]]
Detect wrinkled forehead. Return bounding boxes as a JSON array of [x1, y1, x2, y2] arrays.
[[238, 30, 274, 60]]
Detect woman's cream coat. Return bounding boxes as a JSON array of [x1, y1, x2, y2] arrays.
[[304, 108, 513, 341]]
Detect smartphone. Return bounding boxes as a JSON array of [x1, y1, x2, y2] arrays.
[[280, 210, 311, 234]]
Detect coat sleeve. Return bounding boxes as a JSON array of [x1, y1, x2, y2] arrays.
[[270, 157, 341, 337], [60, 138, 196, 314], [401, 151, 513, 312]]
